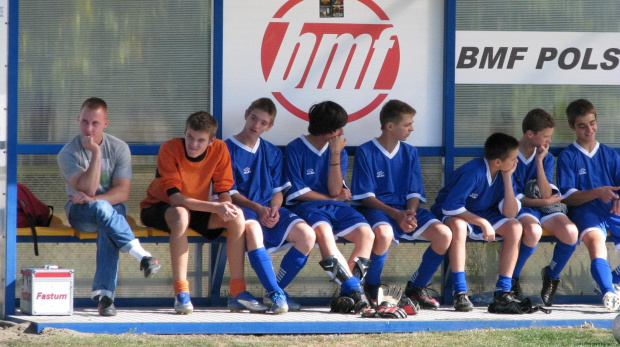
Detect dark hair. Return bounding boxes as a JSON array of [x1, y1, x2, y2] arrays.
[[81, 97, 108, 112], [522, 108, 555, 134], [248, 97, 277, 121], [307, 101, 348, 135], [380, 100, 416, 130], [186, 110, 218, 137], [484, 132, 519, 160], [566, 98, 596, 126]]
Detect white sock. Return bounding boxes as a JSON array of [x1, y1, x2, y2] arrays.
[[127, 239, 151, 261]]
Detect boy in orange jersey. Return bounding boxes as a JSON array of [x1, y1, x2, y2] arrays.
[[141, 111, 286, 314]]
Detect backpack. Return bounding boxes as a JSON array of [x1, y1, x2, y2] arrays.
[[17, 183, 53, 256]]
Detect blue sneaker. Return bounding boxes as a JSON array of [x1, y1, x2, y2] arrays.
[[265, 291, 289, 314], [228, 291, 269, 313], [174, 292, 193, 314], [264, 291, 301, 311]]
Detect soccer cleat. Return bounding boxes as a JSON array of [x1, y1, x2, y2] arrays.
[[350, 289, 370, 313], [453, 292, 474, 312], [228, 291, 269, 313], [364, 283, 380, 304], [404, 283, 440, 309], [174, 292, 194, 314], [511, 277, 524, 300], [98, 296, 117, 317], [264, 291, 301, 311], [540, 266, 561, 307], [493, 291, 520, 306], [603, 292, 620, 312], [140, 256, 161, 278], [265, 291, 289, 314], [329, 295, 355, 313]]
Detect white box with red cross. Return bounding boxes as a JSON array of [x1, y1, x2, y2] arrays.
[[20, 265, 74, 315]]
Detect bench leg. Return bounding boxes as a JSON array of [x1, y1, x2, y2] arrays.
[[209, 243, 227, 306], [194, 244, 203, 298]]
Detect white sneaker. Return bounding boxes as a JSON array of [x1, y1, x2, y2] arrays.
[[603, 292, 620, 311], [174, 292, 194, 314]]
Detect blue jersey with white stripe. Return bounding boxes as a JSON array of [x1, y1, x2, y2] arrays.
[[513, 149, 557, 198], [351, 139, 426, 207], [557, 141, 620, 215], [431, 157, 518, 217], [225, 137, 289, 207], [284, 136, 348, 205]]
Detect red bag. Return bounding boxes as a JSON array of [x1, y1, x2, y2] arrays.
[[17, 183, 53, 256]]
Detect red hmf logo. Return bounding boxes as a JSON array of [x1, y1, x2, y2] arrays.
[[261, 0, 400, 122]]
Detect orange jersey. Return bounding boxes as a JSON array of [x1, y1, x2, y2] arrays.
[[140, 138, 234, 210]]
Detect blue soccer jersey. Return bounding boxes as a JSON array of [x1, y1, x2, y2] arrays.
[[284, 136, 348, 205], [351, 139, 426, 206], [225, 137, 290, 206], [514, 148, 558, 200], [557, 142, 620, 217], [431, 157, 520, 218]]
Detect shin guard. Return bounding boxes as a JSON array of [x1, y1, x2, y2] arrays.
[[319, 256, 352, 285]]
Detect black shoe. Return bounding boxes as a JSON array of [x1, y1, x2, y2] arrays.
[[140, 256, 161, 278], [98, 296, 117, 316], [511, 277, 523, 300], [540, 266, 561, 307], [364, 283, 379, 304], [493, 291, 519, 306], [453, 292, 474, 312], [350, 289, 370, 313], [329, 295, 355, 313], [404, 282, 440, 309]]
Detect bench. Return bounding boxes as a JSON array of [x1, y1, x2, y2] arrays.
[[16, 215, 230, 306]]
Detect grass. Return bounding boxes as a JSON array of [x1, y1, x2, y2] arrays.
[[4, 326, 619, 347]]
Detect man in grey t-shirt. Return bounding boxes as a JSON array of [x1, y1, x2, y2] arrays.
[[57, 97, 161, 316]]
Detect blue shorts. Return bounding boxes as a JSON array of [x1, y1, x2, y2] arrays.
[[358, 206, 439, 244], [517, 206, 565, 224], [289, 200, 370, 238], [569, 205, 620, 248], [436, 208, 511, 241], [241, 206, 304, 253]]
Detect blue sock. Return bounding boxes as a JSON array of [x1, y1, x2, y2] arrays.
[[512, 243, 537, 279], [495, 275, 512, 294], [547, 241, 577, 280], [411, 247, 445, 287], [591, 258, 614, 295], [365, 251, 388, 287], [340, 276, 362, 296], [613, 266, 620, 285], [451, 271, 468, 294], [248, 247, 281, 294], [276, 247, 308, 289]]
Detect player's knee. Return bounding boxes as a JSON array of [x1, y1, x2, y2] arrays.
[[373, 226, 392, 244], [295, 224, 316, 252], [92, 200, 116, 220], [434, 224, 452, 250]]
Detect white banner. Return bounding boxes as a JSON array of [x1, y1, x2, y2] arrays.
[[456, 31, 620, 85], [222, 0, 444, 147]]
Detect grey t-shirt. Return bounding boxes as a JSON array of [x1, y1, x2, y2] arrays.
[[57, 133, 132, 210]]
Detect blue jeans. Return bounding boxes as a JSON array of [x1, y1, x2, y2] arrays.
[[67, 200, 136, 300]]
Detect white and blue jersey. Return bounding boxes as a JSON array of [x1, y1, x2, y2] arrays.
[[351, 139, 426, 206], [284, 136, 369, 237], [431, 157, 521, 240], [514, 148, 562, 223], [284, 136, 348, 204], [557, 142, 620, 246], [351, 139, 439, 242], [226, 137, 302, 253], [226, 137, 289, 205]]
